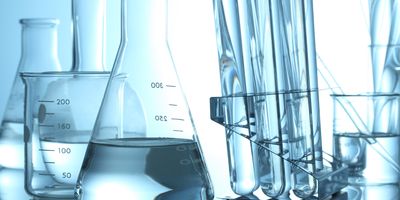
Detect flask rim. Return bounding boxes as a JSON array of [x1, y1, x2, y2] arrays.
[[19, 18, 60, 27], [20, 71, 111, 78]]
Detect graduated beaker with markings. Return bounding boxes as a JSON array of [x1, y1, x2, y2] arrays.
[[21, 72, 109, 198]]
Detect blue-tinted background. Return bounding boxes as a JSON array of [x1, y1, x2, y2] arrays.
[[0, 0, 373, 198], [0, 0, 236, 197]]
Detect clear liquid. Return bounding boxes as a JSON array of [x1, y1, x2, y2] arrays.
[[75, 138, 213, 200], [257, 138, 291, 198], [0, 168, 31, 199], [26, 131, 92, 198], [226, 130, 259, 195], [0, 121, 24, 169], [334, 133, 400, 185], [40, 132, 91, 184]]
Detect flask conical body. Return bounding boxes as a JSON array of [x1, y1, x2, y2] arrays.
[[75, 1, 214, 199]]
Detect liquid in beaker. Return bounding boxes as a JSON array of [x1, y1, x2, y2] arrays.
[[22, 72, 109, 198], [332, 93, 400, 185]]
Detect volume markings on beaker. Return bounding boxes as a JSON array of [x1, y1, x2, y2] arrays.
[[39, 132, 91, 185]]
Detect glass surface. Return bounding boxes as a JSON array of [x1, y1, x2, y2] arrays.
[[20, 1, 110, 197], [212, 0, 325, 198], [22, 72, 109, 198], [71, 0, 106, 72], [332, 93, 400, 185], [0, 168, 31, 200], [210, 92, 348, 200], [74, 0, 214, 199], [0, 18, 62, 170], [368, 0, 400, 93], [338, 184, 400, 200]]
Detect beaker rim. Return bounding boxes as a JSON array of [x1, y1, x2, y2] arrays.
[[330, 92, 400, 97], [20, 71, 111, 78], [19, 18, 60, 26], [368, 44, 400, 48]]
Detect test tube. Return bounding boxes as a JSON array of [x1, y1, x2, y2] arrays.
[[213, 0, 325, 198], [266, 0, 321, 197], [213, 0, 260, 195]]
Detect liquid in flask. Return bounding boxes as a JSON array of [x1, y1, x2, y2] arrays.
[[75, 0, 214, 199], [0, 18, 62, 170]]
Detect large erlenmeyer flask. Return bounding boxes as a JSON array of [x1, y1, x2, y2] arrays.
[[75, 0, 214, 199], [0, 18, 61, 169]]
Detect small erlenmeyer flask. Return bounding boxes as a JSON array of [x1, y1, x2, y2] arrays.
[[75, 0, 214, 199], [0, 18, 61, 169]]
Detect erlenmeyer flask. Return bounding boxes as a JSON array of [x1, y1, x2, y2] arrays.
[[75, 0, 214, 200], [0, 18, 61, 169]]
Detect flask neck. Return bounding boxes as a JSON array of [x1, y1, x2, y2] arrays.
[[19, 19, 61, 71], [71, 0, 106, 72], [123, 0, 169, 49]]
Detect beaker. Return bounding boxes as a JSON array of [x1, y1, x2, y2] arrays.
[[341, 184, 400, 200], [20, 0, 109, 198], [0, 18, 61, 170], [74, 0, 214, 199], [332, 93, 400, 185], [21, 72, 109, 198]]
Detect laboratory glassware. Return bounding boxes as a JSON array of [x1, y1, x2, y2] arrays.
[[0, 18, 62, 170], [332, 93, 400, 185], [341, 184, 400, 200], [22, 72, 109, 198], [74, 0, 214, 199], [212, 0, 260, 196], [212, 0, 347, 199], [71, 0, 106, 71], [0, 168, 31, 200], [210, 92, 349, 199], [367, 0, 400, 93], [21, 0, 109, 197]]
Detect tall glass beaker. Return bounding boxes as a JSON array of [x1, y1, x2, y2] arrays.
[[74, 0, 214, 199], [0, 18, 61, 170]]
